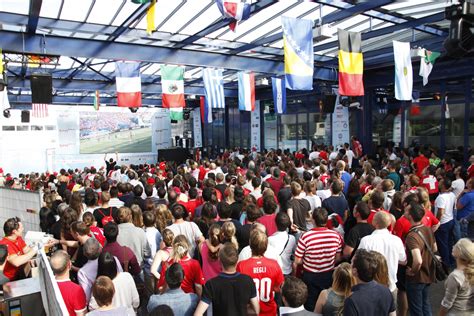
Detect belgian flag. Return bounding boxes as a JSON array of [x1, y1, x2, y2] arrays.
[[338, 29, 364, 96]]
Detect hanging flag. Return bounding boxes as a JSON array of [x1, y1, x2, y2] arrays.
[[161, 65, 185, 120], [146, 0, 156, 35], [200, 96, 212, 124], [202, 68, 225, 109], [444, 95, 450, 119], [0, 89, 10, 112], [282, 16, 314, 90], [338, 29, 364, 96], [272, 77, 286, 114], [115, 61, 142, 107], [216, 0, 251, 31], [393, 41, 413, 101], [32, 103, 49, 118], [419, 49, 440, 86], [94, 90, 100, 111], [410, 90, 421, 116], [238, 72, 255, 111]]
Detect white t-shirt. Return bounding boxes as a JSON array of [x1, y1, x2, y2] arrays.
[[238, 244, 283, 268], [166, 221, 203, 257], [304, 195, 322, 212], [358, 229, 406, 292], [268, 231, 296, 275], [329, 152, 338, 161], [316, 189, 332, 202], [89, 272, 139, 316], [309, 151, 320, 161], [451, 179, 465, 197], [435, 192, 456, 224], [346, 149, 355, 168]]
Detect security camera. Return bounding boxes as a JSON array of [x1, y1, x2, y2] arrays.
[[349, 102, 362, 110]]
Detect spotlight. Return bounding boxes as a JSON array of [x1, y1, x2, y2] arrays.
[[3, 109, 10, 118]]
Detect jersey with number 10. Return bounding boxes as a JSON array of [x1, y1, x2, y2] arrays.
[[237, 257, 284, 316]]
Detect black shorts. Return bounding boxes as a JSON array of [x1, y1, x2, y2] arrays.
[[396, 265, 406, 291]]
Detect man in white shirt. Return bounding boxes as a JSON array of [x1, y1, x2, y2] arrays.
[[434, 178, 456, 267], [344, 143, 355, 169], [238, 223, 283, 267], [268, 212, 296, 275], [358, 211, 406, 294], [451, 166, 466, 197], [166, 204, 204, 258]]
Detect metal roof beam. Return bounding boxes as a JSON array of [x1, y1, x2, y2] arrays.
[[108, 3, 151, 41], [313, 12, 446, 53], [8, 94, 163, 106], [231, 0, 394, 54], [0, 30, 284, 74], [173, 0, 279, 49], [27, 0, 43, 34]]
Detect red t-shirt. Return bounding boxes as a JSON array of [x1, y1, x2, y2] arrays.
[[158, 256, 205, 294], [256, 214, 278, 237], [468, 164, 474, 179], [184, 199, 199, 220], [393, 211, 439, 243], [421, 175, 439, 195], [56, 279, 87, 316], [413, 155, 429, 177], [319, 151, 328, 162], [89, 226, 105, 247], [367, 208, 391, 231], [0, 236, 27, 280], [265, 178, 283, 195], [237, 257, 284, 316]]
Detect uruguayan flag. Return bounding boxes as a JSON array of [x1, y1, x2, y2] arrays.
[[272, 77, 286, 114], [202, 68, 225, 109]]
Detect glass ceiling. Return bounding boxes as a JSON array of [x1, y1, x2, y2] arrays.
[[0, 0, 455, 98]]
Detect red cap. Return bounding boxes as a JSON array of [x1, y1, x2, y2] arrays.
[[147, 178, 155, 185], [159, 162, 166, 170]]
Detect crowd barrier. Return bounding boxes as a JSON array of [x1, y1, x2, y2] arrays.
[[0, 188, 41, 236]]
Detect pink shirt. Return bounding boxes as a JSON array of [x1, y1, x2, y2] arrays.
[[200, 242, 222, 281]]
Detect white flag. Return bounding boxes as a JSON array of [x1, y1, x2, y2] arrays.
[[393, 41, 413, 101], [419, 49, 440, 86], [1, 90, 10, 112]]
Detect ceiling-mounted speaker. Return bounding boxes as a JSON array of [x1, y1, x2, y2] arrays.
[[30, 73, 52, 104], [21, 110, 30, 123]]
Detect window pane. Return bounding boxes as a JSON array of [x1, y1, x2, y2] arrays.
[[2, 126, 15, 131], [16, 126, 29, 131]]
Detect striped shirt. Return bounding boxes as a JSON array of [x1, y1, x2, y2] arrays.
[[294, 227, 343, 273]]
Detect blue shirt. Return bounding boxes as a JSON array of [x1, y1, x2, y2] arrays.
[[343, 281, 395, 316], [457, 191, 474, 219], [147, 288, 198, 316], [322, 195, 349, 218], [341, 171, 351, 195]]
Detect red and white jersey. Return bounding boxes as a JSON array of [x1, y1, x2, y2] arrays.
[[237, 257, 284, 316], [421, 175, 439, 195], [294, 227, 343, 273]]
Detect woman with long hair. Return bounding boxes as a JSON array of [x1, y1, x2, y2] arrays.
[[439, 238, 474, 315], [200, 224, 222, 281], [158, 235, 204, 296], [220, 221, 239, 250], [130, 204, 144, 228], [155, 204, 173, 233], [314, 262, 355, 315], [150, 229, 174, 283], [389, 191, 404, 220], [69, 191, 84, 218], [372, 251, 390, 288], [90, 252, 139, 315]]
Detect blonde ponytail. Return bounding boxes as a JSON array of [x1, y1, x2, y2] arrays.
[[453, 238, 474, 285]]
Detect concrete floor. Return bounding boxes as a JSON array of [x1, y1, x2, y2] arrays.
[[430, 280, 445, 315]]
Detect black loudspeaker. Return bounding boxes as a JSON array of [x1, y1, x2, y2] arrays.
[[21, 110, 30, 123], [322, 95, 337, 113], [30, 73, 52, 104]]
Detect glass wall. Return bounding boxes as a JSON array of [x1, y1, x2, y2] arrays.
[[227, 101, 250, 149], [445, 102, 464, 150], [407, 103, 441, 148]]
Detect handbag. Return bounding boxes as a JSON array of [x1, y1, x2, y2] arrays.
[[414, 229, 449, 282]]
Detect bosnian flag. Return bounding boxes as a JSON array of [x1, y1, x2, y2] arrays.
[[216, 0, 251, 31], [115, 61, 142, 107], [238, 72, 255, 112]]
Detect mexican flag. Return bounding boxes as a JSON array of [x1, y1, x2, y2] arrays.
[[161, 65, 185, 120]]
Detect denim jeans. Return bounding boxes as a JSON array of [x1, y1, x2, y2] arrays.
[[435, 220, 455, 267], [406, 282, 432, 316], [302, 270, 333, 311]]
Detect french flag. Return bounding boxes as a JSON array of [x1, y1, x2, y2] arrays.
[[200, 96, 212, 124], [238, 72, 255, 112], [115, 61, 142, 107], [216, 0, 251, 31]]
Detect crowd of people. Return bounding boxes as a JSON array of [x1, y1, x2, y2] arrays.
[[0, 141, 473, 316]]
